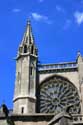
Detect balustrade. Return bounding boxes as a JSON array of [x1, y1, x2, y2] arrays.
[[39, 62, 77, 71]]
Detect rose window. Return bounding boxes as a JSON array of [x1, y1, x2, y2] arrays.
[[39, 75, 80, 114]]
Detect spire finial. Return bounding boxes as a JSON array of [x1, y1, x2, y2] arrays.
[[77, 50, 81, 57], [27, 19, 31, 25]]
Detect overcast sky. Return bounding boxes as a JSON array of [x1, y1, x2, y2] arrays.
[[0, 0, 83, 108]]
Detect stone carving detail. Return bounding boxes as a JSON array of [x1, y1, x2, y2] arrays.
[[40, 75, 80, 114]]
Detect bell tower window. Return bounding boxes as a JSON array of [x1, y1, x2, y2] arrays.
[[21, 107, 24, 114], [24, 45, 27, 53], [30, 67, 33, 75], [31, 45, 33, 54]]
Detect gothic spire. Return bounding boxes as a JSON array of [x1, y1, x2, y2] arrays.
[[22, 19, 34, 44], [18, 19, 38, 57]]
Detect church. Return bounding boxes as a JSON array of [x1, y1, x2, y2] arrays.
[[0, 20, 83, 125]]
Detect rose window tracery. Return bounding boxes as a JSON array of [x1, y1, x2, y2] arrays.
[[39, 75, 80, 114]]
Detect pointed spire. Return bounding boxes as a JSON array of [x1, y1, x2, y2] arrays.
[[22, 19, 34, 45], [17, 19, 38, 57], [27, 19, 31, 25], [26, 19, 31, 37], [77, 50, 83, 63], [77, 50, 81, 57]]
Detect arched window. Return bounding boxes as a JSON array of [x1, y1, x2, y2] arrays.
[[39, 75, 81, 114], [30, 67, 33, 75], [31, 45, 33, 54], [24, 45, 27, 53], [21, 107, 24, 114]]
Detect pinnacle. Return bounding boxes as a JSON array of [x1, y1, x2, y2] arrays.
[[77, 50, 81, 57], [27, 19, 31, 25]]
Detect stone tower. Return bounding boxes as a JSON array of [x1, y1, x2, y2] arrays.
[[13, 20, 38, 114]]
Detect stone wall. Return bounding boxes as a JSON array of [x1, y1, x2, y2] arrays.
[[11, 114, 53, 125], [39, 71, 79, 90]]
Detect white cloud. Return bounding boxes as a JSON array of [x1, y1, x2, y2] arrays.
[[12, 9, 21, 13], [31, 12, 52, 24], [74, 11, 83, 25], [32, 13, 48, 21]]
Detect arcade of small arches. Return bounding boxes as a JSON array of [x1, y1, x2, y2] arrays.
[[39, 75, 81, 115]]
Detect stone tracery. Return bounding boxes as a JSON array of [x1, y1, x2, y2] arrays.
[[40, 75, 80, 114]]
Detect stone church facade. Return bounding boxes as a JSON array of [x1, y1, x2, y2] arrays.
[[0, 20, 83, 125]]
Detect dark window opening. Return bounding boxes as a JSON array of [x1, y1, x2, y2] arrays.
[[31, 45, 33, 54], [24, 45, 27, 53], [30, 67, 33, 75], [21, 107, 24, 114]]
